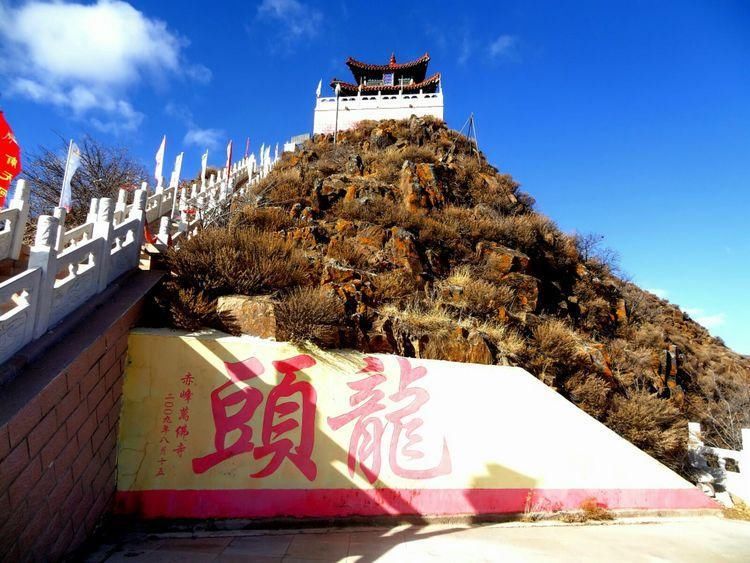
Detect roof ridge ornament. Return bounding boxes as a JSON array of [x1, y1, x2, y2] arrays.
[[390, 53, 397, 66]]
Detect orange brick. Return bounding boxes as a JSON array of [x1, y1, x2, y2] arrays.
[[8, 398, 41, 448], [0, 439, 29, 486], [86, 377, 107, 413], [55, 386, 80, 426], [37, 373, 68, 418], [41, 424, 67, 469], [76, 416, 97, 448], [0, 425, 10, 460], [27, 410, 58, 458], [47, 468, 74, 511], [65, 401, 88, 439], [8, 455, 42, 508]]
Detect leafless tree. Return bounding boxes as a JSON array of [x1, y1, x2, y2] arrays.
[[23, 135, 146, 228], [574, 231, 622, 276]]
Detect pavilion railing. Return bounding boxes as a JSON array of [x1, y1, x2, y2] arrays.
[[0, 151, 274, 366]]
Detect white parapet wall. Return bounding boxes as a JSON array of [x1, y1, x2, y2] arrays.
[[114, 329, 717, 519], [313, 92, 444, 135]]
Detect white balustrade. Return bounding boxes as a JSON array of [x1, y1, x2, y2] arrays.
[[689, 421, 750, 505], [0, 140, 281, 365]]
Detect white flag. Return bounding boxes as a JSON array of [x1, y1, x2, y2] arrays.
[[259, 143, 265, 167], [316, 79, 322, 97], [169, 152, 183, 188], [59, 140, 81, 211], [154, 135, 166, 187], [201, 150, 208, 184]]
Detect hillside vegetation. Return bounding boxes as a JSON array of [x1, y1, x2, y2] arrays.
[[154, 116, 750, 474]]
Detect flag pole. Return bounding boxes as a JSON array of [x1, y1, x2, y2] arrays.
[[59, 139, 73, 209], [334, 83, 341, 145]]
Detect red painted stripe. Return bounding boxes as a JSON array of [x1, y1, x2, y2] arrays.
[[114, 488, 717, 519]]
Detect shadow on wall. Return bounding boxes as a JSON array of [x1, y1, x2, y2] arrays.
[[113, 333, 541, 562]]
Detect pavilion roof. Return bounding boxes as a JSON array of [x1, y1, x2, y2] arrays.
[[346, 53, 430, 73], [330, 72, 441, 96]]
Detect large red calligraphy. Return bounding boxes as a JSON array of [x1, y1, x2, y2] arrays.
[[192, 355, 318, 481], [327, 357, 451, 483]]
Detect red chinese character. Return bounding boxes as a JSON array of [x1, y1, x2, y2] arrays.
[[161, 424, 169, 434], [179, 407, 190, 421], [386, 358, 451, 479], [252, 355, 318, 481], [328, 357, 451, 482], [159, 436, 169, 444], [327, 357, 387, 484], [181, 372, 195, 386], [192, 357, 264, 474], [155, 466, 165, 477], [180, 388, 193, 403], [174, 443, 186, 457], [162, 415, 173, 424], [175, 425, 189, 438]]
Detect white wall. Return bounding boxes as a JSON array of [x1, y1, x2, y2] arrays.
[[313, 92, 444, 134]]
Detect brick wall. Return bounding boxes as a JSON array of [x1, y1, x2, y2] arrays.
[[0, 271, 160, 561]]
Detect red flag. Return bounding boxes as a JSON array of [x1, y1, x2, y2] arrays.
[[0, 111, 22, 208]]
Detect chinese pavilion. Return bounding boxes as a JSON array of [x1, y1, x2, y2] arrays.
[[313, 53, 444, 135]]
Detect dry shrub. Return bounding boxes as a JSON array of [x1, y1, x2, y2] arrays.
[[381, 301, 454, 338], [565, 375, 612, 420], [334, 196, 412, 228], [257, 168, 307, 205], [605, 390, 686, 470], [165, 228, 311, 298], [559, 498, 614, 522], [232, 206, 295, 232], [440, 267, 515, 318], [371, 146, 436, 183], [275, 287, 346, 347], [631, 323, 665, 350], [326, 238, 371, 269], [724, 498, 750, 521], [528, 318, 584, 386], [476, 322, 526, 361], [160, 284, 219, 332], [373, 269, 421, 301]]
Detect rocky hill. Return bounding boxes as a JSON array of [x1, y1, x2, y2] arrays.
[[154, 116, 750, 474]]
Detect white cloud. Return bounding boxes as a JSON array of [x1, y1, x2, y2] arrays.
[[184, 127, 223, 150], [166, 103, 223, 150], [684, 308, 727, 330], [0, 1, 209, 132], [258, 0, 322, 40], [489, 34, 518, 59], [646, 288, 669, 299]]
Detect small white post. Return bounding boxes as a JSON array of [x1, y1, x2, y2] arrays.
[[29, 215, 59, 338], [157, 216, 170, 247], [114, 189, 128, 224], [94, 197, 114, 291], [741, 429, 750, 493], [86, 198, 100, 224], [130, 189, 147, 253], [8, 179, 30, 260], [52, 207, 66, 252]]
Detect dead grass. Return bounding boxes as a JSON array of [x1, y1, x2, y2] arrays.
[[373, 269, 421, 301], [232, 205, 295, 232], [275, 287, 346, 347], [165, 227, 312, 298], [527, 318, 584, 387], [439, 266, 516, 318], [605, 390, 686, 471], [558, 498, 615, 523], [724, 498, 750, 521]]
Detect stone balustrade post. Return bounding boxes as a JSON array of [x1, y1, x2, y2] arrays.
[[29, 215, 59, 338], [742, 428, 750, 492], [94, 198, 114, 291], [115, 188, 128, 224], [52, 207, 67, 252], [130, 189, 147, 252], [86, 198, 100, 224], [8, 179, 30, 260], [157, 216, 170, 247]]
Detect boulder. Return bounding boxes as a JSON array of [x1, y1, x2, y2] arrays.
[[217, 295, 277, 338], [370, 126, 395, 149], [502, 273, 540, 312], [476, 242, 530, 275], [399, 161, 446, 211], [385, 227, 423, 278]]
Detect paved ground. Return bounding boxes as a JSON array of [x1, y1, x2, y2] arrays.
[[87, 517, 750, 562]]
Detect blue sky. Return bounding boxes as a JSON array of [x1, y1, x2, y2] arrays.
[[1, 0, 748, 353]]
